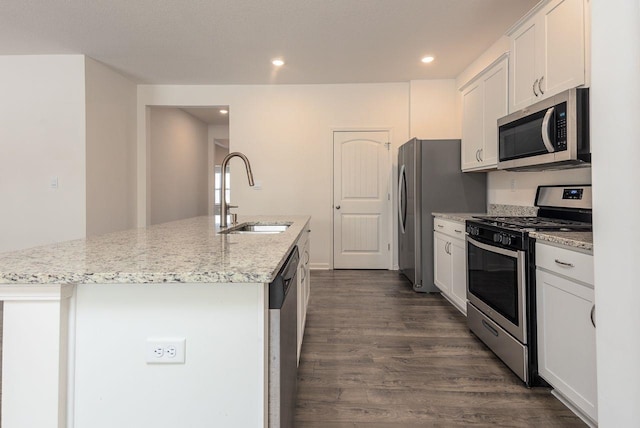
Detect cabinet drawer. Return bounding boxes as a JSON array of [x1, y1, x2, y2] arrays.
[[536, 242, 594, 285], [433, 218, 466, 239]]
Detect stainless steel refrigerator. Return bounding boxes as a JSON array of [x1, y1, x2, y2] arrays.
[[398, 138, 487, 292]]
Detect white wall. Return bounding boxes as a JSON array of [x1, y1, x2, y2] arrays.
[[409, 80, 459, 139], [0, 55, 87, 252], [85, 57, 137, 236], [138, 83, 411, 269], [148, 108, 209, 225], [591, 1, 640, 425]]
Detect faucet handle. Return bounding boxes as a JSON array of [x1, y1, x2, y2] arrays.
[[230, 213, 238, 226], [227, 205, 238, 210]]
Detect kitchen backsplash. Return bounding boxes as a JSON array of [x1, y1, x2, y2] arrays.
[[487, 168, 592, 207], [488, 204, 538, 216]]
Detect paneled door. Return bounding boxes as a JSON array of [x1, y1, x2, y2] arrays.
[[333, 131, 391, 269]]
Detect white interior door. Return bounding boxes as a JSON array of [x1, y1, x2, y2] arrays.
[[333, 131, 391, 269]]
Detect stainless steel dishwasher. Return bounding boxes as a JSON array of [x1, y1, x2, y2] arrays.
[[268, 246, 299, 428]]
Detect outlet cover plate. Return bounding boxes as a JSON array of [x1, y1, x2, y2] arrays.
[[146, 338, 186, 364]]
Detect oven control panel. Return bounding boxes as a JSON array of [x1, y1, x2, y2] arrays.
[[493, 232, 515, 246], [466, 222, 525, 251]]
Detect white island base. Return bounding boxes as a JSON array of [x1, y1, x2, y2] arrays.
[[2, 282, 271, 428]]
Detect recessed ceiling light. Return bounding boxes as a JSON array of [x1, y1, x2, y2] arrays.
[[219, 109, 228, 114], [272, 58, 285, 67], [421, 56, 435, 64]]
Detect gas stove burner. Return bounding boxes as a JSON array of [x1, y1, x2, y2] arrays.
[[473, 216, 592, 231]]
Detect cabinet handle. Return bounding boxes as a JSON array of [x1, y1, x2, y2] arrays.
[[479, 148, 483, 162], [445, 242, 451, 255], [590, 305, 596, 328], [304, 250, 310, 264], [475, 149, 480, 162], [335, 205, 341, 210], [533, 78, 539, 96], [554, 259, 574, 268], [538, 76, 545, 95], [437, 224, 444, 228], [454, 229, 463, 234]]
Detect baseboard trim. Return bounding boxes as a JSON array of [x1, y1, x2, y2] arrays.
[[310, 263, 330, 270]]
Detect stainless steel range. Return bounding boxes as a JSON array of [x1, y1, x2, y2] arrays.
[[465, 185, 592, 385]]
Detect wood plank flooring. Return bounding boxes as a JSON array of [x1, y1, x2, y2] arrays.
[[295, 270, 584, 427]]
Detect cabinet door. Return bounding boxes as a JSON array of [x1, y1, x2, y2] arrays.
[[537, 269, 597, 422], [461, 81, 484, 171], [303, 239, 310, 307], [433, 232, 451, 294], [481, 58, 508, 168], [539, 0, 585, 96], [510, 19, 538, 111], [296, 257, 304, 365], [449, 238, 467, 314]]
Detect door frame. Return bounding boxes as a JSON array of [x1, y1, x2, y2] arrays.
[[330, 127, 394, 270]]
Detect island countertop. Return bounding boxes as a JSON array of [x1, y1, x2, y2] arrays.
[[0, 215, 310, 285]]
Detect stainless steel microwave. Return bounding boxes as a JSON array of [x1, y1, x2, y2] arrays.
[[497, 88, 590, 171]]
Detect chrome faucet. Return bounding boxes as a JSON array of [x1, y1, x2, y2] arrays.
[[220, 152, 255, 227]]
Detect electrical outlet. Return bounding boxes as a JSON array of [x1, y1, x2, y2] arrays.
[[165, 345, 177, 358], [146, 338, 186, 364], [510, 179, 517, 192]]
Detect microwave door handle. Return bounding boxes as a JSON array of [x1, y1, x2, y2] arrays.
[[541, 106, 556, 153]]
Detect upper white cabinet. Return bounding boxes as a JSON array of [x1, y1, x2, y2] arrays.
[[461, 55, 508, 172], [509, 0, 587, 111]]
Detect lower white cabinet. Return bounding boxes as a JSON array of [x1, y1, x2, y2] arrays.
[[433, 218, 467, 315], [536, 242, 597, 424], [296, 225, 311, 365]]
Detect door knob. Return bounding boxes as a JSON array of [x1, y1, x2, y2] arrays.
[[335, 205, 341, 210]]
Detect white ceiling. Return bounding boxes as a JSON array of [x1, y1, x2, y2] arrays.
[[0, 0, 539, 85], [181, 107, 230, 126]]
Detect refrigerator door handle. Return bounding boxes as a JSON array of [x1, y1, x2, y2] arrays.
[[398, 164, 406, 234]]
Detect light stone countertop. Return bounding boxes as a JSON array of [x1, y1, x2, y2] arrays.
[[432, 212, 485, 223], [0, 215, 310, 285], [433, 204, 539, 224], [529, 231, 593, 252]]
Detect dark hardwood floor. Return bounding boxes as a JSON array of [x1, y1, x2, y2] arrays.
[[295, 270, 584, 427]]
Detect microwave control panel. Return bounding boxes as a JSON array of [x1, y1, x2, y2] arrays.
[[555, 102, 568, 151]]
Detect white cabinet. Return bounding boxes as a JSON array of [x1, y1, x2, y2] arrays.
[[509, 0, 586, 111], [536, 242, 597, 424], [433, 218, 467, 314], [296, 225, 311, 365], [460, 55, 508, 171]]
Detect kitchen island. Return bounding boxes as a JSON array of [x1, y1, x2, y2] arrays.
[[0, 215, 311, 428]]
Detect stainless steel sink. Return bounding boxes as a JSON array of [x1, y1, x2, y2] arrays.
[[220, 223, 290, 234]]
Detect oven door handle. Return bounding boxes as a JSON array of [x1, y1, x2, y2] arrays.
[[467, 236, 521, 259]]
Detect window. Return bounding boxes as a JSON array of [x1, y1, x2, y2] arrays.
[[214, 165, 231, 217]]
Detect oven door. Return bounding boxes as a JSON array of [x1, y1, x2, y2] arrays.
[[467, 236, 527, 344]]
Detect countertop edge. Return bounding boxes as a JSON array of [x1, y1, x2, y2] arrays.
[[530, 231, 593, 253]]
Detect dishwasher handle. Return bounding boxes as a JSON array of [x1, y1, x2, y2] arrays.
[[269, 246, 300, 309]]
